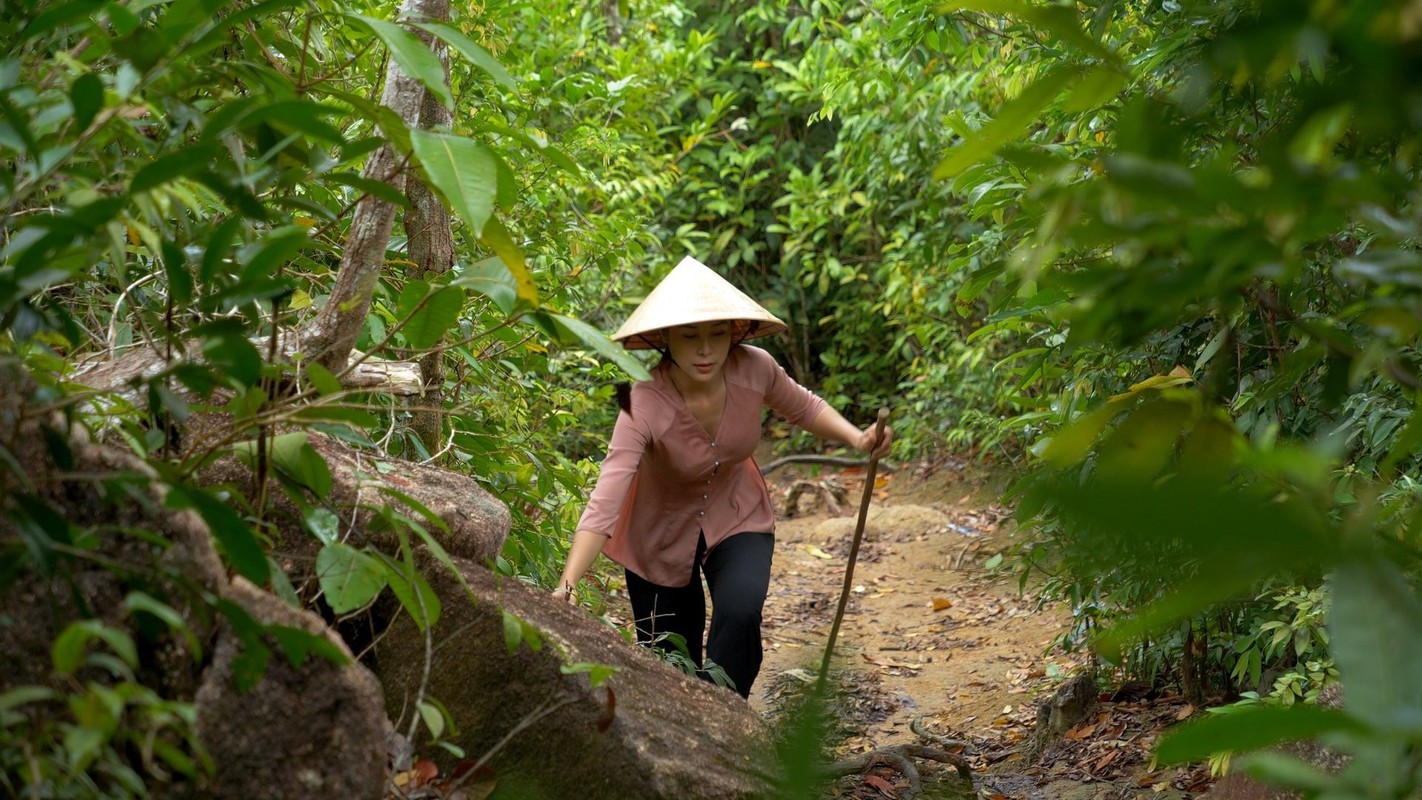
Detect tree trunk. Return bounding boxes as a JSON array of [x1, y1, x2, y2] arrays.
[[302, 0, 442, 375], [1180, 620, 1206, 705], [403, 0, 455, 456]]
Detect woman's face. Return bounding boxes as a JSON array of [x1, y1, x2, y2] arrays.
[[666, 321, 734, 385]]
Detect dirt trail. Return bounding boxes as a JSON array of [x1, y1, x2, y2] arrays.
[[753, 460, 1212, 800]]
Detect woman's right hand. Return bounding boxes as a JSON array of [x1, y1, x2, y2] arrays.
[[551, 582, 577, 605]]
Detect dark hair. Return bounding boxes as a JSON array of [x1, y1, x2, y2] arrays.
[[615, 382, 632, 416]]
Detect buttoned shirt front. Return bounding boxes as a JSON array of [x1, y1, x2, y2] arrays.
[[576, 345, 829, 586]]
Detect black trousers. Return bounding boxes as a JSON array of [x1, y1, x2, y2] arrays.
[[625, 531, 774, 699]]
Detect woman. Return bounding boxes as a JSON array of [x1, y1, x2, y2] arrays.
[[552, 256, 892, 699]]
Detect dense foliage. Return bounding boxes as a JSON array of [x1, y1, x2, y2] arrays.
[[3, 0, 1421, 795]]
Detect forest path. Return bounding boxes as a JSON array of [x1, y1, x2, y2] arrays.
[[753, 459, 1212, 800]]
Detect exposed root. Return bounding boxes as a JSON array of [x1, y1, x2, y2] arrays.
[[910, 713, 976, 753], [824, 743, 972, 798]]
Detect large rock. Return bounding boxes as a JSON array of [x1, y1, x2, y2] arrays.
[[801, 504, 952, 547], [194, 578, 389, 800], [0, 370, 390, 799], [200, 429, 510, 571], [372, 555, 776, 799]]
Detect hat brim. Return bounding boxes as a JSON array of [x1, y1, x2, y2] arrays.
[[609, 256, 787, 350], [618, 317, 788, 350]]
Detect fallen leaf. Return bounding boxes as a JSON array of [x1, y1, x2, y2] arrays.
[[862, 773, 897, 797], [1064, 723, 1096, 741], [862, 653, 922, 670], [411, 759, 438, 787], [803, 544, 834, 560], [932, 596, 953, 611], [1175, 704, 1195, 720], [1088, 749, 1119, 774]]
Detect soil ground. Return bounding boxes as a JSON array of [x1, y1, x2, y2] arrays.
[[750, 455, 1218, 800]]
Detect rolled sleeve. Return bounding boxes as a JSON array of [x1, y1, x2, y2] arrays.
[[749, 346, 829, 427], [576, 411, 649, 537]]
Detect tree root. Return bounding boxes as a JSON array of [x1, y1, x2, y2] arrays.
[[823, 743, 972, 798], [910, 713, 976, 752]]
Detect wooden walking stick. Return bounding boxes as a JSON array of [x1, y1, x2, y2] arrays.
[[818, 408, 890, 691]]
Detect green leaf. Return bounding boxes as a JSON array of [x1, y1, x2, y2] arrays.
[[471, 118, 582, 175], [130, 143, 219, 193], [933, 64, 1079, 180], [70, 72, 104, 131], [316, 542, 387, 614], [502, 608, 521, 652], [1236, 751, 1334, 794], [1062, 66, 1127, 113], [452, 256, 519, 315], [22, 0, 103, 42], [303, 507, 340, 546], [1380, 397, 1422, 477], [240, 100, 346, 144], [396, 282, 464, 349], [52, 620, 137, 677], [238, 224, 309, 282], [1330, 558, 1422, 732], [478, 215, 539, 309], [542, 312, 652, 382], [303, 362, 344, 396], [232, 432, 333, 498], [124, 591, 201, 660], [1155, 705, 1366, 764], [1038, 400, 1129, 467], [377, 552, 441, 632], [560, 662, 619, 688], [267, 624, 349, 669], [351, 14, 453, 109], [200, 330, 262, 388], [500, 609, 542, 653], [163, 239, 193, 306], [940, 1, 1121, 63], [1093, 399, 1193, 481], [0, 685, 55, 711], [415, 22, 517, 90], [166, 484, 269, 585], [418, 699, 446, 740], [328, 171, 411, 207], [409, 130, 497, 236]]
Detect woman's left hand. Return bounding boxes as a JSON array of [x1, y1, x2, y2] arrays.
[[858, 424, 893, 459]]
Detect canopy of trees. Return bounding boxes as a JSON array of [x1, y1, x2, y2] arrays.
[[3, 0, 1421, 796]]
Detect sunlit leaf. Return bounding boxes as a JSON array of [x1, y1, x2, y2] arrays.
[[542, 312, 652, 381], [396, 281, 464, 350], [316, 542, 387, 614], [415, 22, 517, 90], [477, 215, 539, 309], [350, 14, 453, 109], [409, 130, 497, 236], [453, 256, 519, 315]]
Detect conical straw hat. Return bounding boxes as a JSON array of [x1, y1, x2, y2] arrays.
[[612, 256, 786, 350]]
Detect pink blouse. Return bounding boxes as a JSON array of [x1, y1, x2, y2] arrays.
[[576, 345, 829, 586]]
